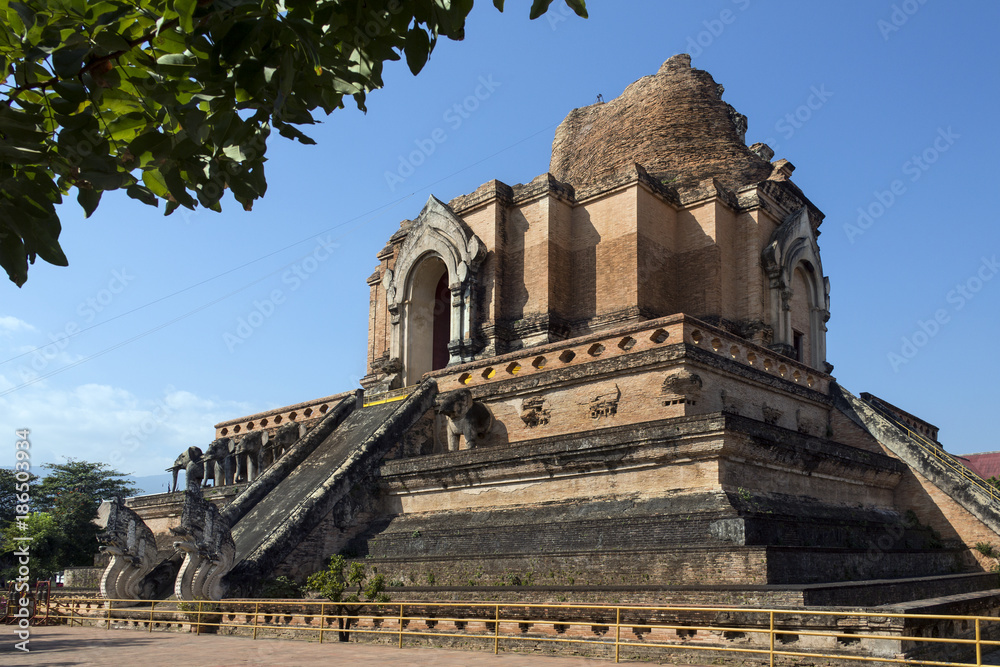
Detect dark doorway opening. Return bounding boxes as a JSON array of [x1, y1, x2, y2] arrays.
[[432, 273, 450, 370]]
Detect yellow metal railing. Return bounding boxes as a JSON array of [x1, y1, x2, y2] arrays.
[[362, 387, 412, 408], [862, 397, 1000, 506], [45, 597, 1000, 666]]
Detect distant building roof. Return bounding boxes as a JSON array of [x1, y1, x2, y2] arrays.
[[958, 451, 1000, 480]]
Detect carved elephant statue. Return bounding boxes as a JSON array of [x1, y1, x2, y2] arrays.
[[267, 422, 307, 466], [166, 446, 204, 492], [235, 431, 268, 483], [437, 389, 494, 452], [202, 437, 234, 487]]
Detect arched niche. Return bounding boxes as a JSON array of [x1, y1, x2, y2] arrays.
[[384, 196, 486, 386], [762, 207, 830, 371], [402, 254, 451, 385]]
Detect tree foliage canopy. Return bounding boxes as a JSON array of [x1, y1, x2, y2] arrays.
[[305, 553, 387, 604], [0, 460, 138, 579], [0, 0, 586, 286]]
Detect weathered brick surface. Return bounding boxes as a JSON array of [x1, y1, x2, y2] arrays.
[[549, 55, 772, 192], [361, 53, 830, 382]]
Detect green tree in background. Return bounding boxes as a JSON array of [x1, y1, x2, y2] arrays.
[[0, 460, 138, 581], [0, 0, 587, 286], [0, 511, 64, 580], [0, 468, 38, 524]]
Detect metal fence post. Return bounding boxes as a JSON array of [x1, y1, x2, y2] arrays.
[[976, 617, 982, 667], [615, 607, 621, 663], [252, 602, 260, 640], [148, 600, 155, 632], [196, 600, 203, 635], [769, 611, 775, 667], [105, 599, 112, 630], [494, 604, 500, 655], [319, 602, 326, 643], [399, 603, 404, 648]]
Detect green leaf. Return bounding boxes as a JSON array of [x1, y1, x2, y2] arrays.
[[274, 122, 315, 145], [493, 0, 505, 10], [106, 112, 148, 143], [162, 167, 197, 208], [52, 47, 89, 79], [49, 95, 81, 115], [93, 29, 130, 53], [404, 26, 430, 76], [142, 168, 169, 198], [77, 187, 102, 218], [529, 0, 556, 20], [53, 80, 88, 104], [156, 53, 193, 67], [222, 144, 246, 161], [0, 231, 29, 287], [7, 213, 69, 267], [126, 183, 158, 206], [8, 2, 34, 36], [564, 0, 588, 18], [172, 0, 196, 33]]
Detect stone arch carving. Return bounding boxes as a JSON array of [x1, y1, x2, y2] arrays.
[[384, 196, 486, 386], [761, 207, 830, 370]]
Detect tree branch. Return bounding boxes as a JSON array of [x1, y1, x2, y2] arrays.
[[5, 18, 182, 104]]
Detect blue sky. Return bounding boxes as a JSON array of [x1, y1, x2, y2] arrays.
[[2, 1, 998, 492]]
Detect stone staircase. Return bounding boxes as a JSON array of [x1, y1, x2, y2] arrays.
[[833, 382, 1000, 536], [222, 379, 438, 595]]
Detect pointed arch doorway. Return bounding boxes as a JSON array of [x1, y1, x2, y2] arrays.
[[403, 255, 452, 385]]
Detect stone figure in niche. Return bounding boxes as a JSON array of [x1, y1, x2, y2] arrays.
[[235, 430, 268, 483], [520, 396, 550, 428], [437, 388, 494, 451], [95, 497, 159, 605], [762, 404, 782, 426], [167, 446, 203, 493], [589, 384, 621, 420], [661, 371, 702, 407], [662, 371, 702, 397], [202, 437, 234, 487], [796, 409, 818, 436]]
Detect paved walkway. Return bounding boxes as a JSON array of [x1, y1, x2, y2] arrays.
[[0, 626, 700, 666], [8, 625, 999, 666]]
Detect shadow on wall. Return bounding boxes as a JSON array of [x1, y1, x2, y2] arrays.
[[571, 208, 599, 321]]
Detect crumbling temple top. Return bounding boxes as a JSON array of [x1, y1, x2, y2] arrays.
[[550, 54, 773, 191]]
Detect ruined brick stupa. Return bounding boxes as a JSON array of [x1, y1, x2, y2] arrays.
[[112, 57, 999, 622]]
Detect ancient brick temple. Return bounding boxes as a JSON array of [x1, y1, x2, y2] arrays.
[[118, 56, 1000, 620]]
